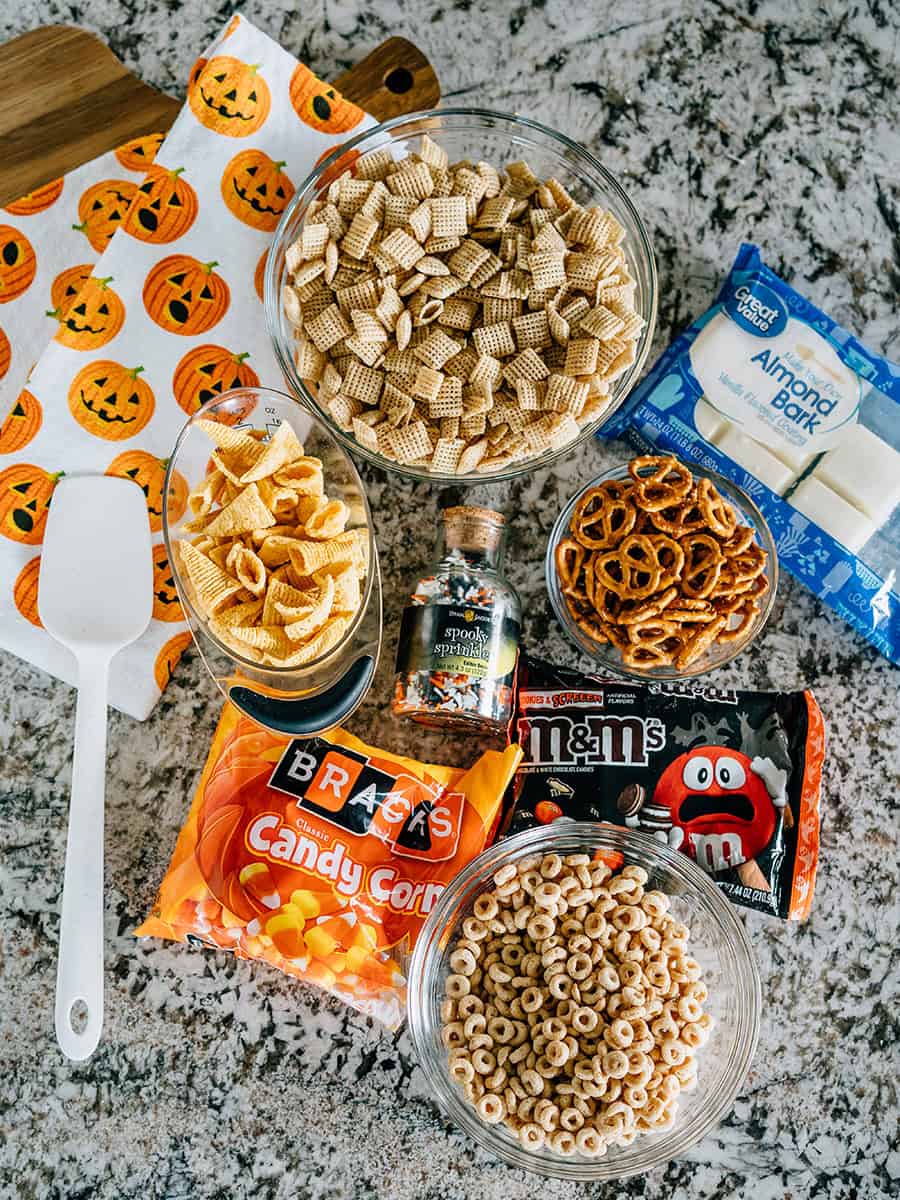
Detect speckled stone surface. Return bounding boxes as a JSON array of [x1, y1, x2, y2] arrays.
[[1, 2, 899, 1198]]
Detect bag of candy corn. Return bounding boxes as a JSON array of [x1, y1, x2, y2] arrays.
[[136, 705, 521, 1027]]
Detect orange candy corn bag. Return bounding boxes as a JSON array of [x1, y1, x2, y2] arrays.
[[137, 705, 521, 1027]]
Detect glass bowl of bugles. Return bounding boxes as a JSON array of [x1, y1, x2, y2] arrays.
[[266, 107, 658, 482], [407, 823, 761, 1180], [545, 457, 778, 680], [161, 387, 382, 735]]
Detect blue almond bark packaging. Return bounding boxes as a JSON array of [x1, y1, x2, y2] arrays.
[[601, 243, 900, 662]]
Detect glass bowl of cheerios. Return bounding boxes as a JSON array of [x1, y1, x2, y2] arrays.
[[407, 823, 760, 1180], [266, 108, 657, 482]]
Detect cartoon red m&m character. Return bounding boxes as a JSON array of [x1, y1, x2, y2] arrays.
[[651, 746, 788, 873]]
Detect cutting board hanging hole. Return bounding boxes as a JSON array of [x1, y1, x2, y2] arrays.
[[385, 67, 414, 94]]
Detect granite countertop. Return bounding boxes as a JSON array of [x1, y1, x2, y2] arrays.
[[1, 2, 898, 1198]]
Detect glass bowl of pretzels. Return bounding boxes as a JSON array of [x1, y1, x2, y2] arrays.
[[546, 455, 778, 677], [266, 108, 657, 481]]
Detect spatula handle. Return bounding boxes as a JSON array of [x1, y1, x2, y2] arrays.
[[55, 656, 110, 1061]]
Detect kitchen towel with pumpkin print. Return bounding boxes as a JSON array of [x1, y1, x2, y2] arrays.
[[0, 10, 374, 719]]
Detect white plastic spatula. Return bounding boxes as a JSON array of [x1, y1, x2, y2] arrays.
[[38, 475, 153, 1060]]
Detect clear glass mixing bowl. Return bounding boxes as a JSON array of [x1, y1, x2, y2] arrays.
[[407, 822, 761, 1180], [162, 388, 381, 735], [546, 461, 779, 680], [266, 108, 657, 483]]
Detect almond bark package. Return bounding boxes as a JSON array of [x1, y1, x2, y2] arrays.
[[601, 243, 900, 663], [504, 653, 825, 920], [137, 704, 521, 1027]]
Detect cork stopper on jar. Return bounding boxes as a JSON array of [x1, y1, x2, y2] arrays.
[[442, 506, 505, 554]]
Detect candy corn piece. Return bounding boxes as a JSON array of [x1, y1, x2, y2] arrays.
[[239, 861, 280, 909], [265, 910, 306, 958]]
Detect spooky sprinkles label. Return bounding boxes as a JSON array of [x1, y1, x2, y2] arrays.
[[396, 603, 519, 681]]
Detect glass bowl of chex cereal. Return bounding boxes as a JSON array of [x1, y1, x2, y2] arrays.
[[266, 109, 658, 481], [407, 822, 761, 1179]]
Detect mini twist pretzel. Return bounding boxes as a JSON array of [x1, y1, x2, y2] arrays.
[[632, 508, 655, 535], [597, 479, 634, 503], [605, 620, 631, 651], [697, 478, 737, 539], [562, 589, 592, 623], [592, 585, 624, 624], [566, 602, 628, 649], [711, 557, 768, 599], [675, 614, 727, 668], [680, 533, 724, 599], [721, 523, 756, 557], [621, 638, 680, 669], [570, 609, 610, 645], [648, 493, 708, 538], [745, 572, 770, 599], [675, 596, 713, 611], [595, 534, 664, 600], [665, 603, 716, 624], [572, 484, 637, 550], [715, 599, 759, 643], [627, 617, 680, 647], [628, 456, 693, 512], [647, 534, 685, 588], [582, 554, 599, 607], [709, 564, 749, 598], [617, 586, 678, 625], [712, 592, 749, 617], [555, 537, 587, 594], [729, 543, 767, 584]]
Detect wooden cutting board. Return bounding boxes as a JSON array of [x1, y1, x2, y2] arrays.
[[0, 26, 440, 205]]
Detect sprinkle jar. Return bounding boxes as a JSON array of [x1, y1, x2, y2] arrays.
[[392, 506, 521, 733]]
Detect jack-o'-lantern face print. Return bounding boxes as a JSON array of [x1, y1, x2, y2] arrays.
[[0, 226, 37, 303], [114, 132, 164, 173], [253, 250, 267, 303], [4, 177, 64, 216], [50, 264, 93, 316], [124, 166, 199, 243], [154, 631, 192, 691], [50, 276, 125, 351], [13, 555, 42, 627], [75, 180, 139, 252], [172, 344, 259, 420], [187, 55, 208, 100], [188, 56, 271, 137], [220, 150, 294, 232], [0, 463, 62, 544], [68, 361, 155, 440], [106, 450, 187, 533], [0, 389, 43, 454], [142, 255, 230, 336], [289, 65, 364, 134], [313, 144, 361, 189], [151, 543, 184, 622]]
